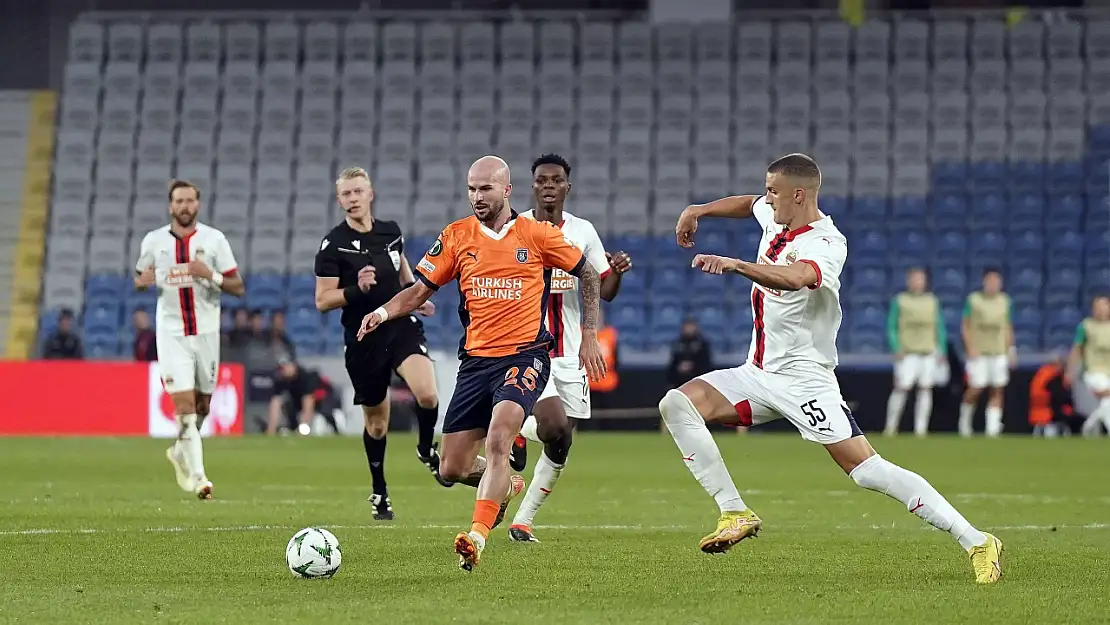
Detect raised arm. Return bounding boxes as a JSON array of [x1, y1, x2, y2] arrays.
[[676, 195, 762, 248]]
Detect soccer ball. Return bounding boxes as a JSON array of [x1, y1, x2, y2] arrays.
[[286, 527, 342, 578]]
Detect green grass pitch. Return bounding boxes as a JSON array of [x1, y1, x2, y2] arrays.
[[1, 433, 1108, 624]]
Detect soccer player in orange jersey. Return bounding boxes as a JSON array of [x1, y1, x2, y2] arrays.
[[357, 155, 606, 571]]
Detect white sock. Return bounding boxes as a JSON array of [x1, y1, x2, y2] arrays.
[[520, 415, 540, 443], [178, 413, 206, 481], [913, 389, 933, 436], [1082, 403, 1110, 436], [850, 454, 987, 551], [511, 450, 564, 528], [659, 389, 747, 514], [884, 390, 907, 435], [958, 402, 976, 437], [984, 406, 1003, 437]]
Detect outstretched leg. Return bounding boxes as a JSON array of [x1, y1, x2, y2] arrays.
[[827, 436, 1003, 584], [509, 396, 571, 542]]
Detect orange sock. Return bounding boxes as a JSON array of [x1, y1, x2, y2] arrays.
[[470, 499, 500, 540]]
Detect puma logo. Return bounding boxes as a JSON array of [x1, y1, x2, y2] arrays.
[[464, 251, 478, 261], [683, 453, 696, 462]]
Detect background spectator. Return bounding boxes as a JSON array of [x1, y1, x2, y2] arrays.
[[132, 309, 157, 361], [41, 309, 83, 360], [267, 356, 342, 436], [668, 317, 712, 389]]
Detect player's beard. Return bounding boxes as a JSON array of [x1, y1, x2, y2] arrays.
[[473, 198, 506, 224], [173, 211, 196, 227]]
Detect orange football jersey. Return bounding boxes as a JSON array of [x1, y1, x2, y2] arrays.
[[415, 211, 586, 358]]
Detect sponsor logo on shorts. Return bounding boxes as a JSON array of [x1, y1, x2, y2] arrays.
[[533, 358, 544, 373]]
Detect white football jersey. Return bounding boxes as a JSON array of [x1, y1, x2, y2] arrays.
[[135, 222, 239, 337], [521, 209, 611, 358], [747, 197, 847, 372]]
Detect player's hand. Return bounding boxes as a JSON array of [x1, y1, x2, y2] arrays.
[[606, 251, 633, 275], [357, 265, 377, 292], [966, 347, 979, 360], [416, 301, 435, 316], [136, 266, 156, 289], [894, 351, 904, 361], [185, 261, 213, 280], [356, 311, 384, 341], [692, 254, 740, 275], [676, 206, 700, 248], [579, 333, 608, 382]]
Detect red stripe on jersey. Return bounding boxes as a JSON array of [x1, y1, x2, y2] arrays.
[[548, 293, 565, 357], [751, 288, 766, 369], [174, 232, 198, 336]]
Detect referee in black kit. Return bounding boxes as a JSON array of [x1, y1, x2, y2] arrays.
[[314, 167, 451, 521]]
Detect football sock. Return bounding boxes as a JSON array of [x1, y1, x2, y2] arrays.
[[511, 450, 564, 529], [178, 413, 206, 480], [984, 406, 1003, 437], [659, 389, 747, 514], [363, 429, 387, 494], [470, 498, 500, 541], [413, 403, 438, 457], [913, 389, 933, 436], [884, 390, 907, 435], [958, 402, 975, 436], [850, 454, 988, 551], [520, 414, 541, 443]]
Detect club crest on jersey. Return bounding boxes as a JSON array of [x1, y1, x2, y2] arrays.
[[516, 248, 529, 263], [785, 250, 798, 264]]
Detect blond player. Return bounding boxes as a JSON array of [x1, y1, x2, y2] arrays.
[[958, 269, 1014, 437], [135, 180, 245, 499], [663, 154, 1003, 584], [884, 267, 947, 436], [1068, 295, 1110, 436]]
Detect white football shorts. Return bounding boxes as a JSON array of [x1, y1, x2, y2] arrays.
[[1083, 371, 1110, 394], [536, 356, 592, 420], [966, 355, 1009, 389], [894, 353, 940, 390], [696, 361, 861, 444], [156, 332, 221, 395]]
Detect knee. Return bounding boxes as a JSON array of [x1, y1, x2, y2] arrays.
[[659, 389, 693, 424], [539, 418, 573, 448], [412, 389, 439, 410], [196, 398, 211, 418], [438, 455, 467, 482], [362, 407, 388, 438], [173, 394, 197, 415]]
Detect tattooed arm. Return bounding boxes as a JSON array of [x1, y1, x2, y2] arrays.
[[573, 262, 602, 333]]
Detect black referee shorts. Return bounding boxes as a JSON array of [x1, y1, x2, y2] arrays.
[[344, 316, 429, 407]]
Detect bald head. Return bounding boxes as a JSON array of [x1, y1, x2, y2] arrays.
[[469, 155, 511, 186], [467, 154, 513, 224]]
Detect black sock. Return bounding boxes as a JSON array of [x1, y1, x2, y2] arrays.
[[414, 404, 438, 456], [363, 429, 387, 494]]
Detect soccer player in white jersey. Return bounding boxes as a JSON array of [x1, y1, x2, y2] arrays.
[[134, 180, 245, 499], [662, 154, 1003, 584], [505, 154, 633, 543]]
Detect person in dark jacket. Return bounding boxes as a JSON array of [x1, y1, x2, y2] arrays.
[[667, 317, 713, 388], [132, 309, 157, 361], [42, 309, 84, 359]]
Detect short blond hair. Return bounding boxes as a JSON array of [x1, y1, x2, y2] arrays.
[[336, 167, 371, 186]]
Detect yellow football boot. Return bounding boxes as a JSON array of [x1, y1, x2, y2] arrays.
[[699, 509, 762, 554], [968, 532, 1004, 584]]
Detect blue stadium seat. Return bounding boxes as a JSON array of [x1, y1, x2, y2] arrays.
[[1085, 269, 1110, 301], [1085, 158, 1109, 193], [699, 230, 730, 253], [852, 267, 888, 291], [286, 274, 317, 309], [854, 230, 887, 263], [84, 330, 121, 358], [649, 302, 683, 335], [1014, 328, 1042, 351], [970, 162, 1006, 194], [82, 305, 121, 335], [736, 229, 762, 252], [976, 230, 1006, 265], [1008, 162, 1045, 194], [852, 197, 888, 220], [933, 267, 968, 302], [694, 304, 727, 336], [612, 234, 651, 258], [1048, 162, 1084, 193], [246, 273, 286, 311], [932, 163, 968, 193], [1012, 305, 1043, 331], [1056, 194, 1084, 229], [1009, 191, 1045, 223], [1089, 126, 1110, 158], [1088, 229, 1110, 258], [1046, 306, 1082, 335], [932, 230, 968, 266], [1047, 230, 1084, 258], [821, 196, 849, 217], [849, 329, 885, 354], [612, 303, 647, 332], [890, 197, 927, 228], [969, 193, 1005, 228], [932, 194, 967, 226], [1007, 231, 1044, 265], [889, 230, 930, 261], [1009, 267, 1043, 306], [652, 266, 685, 293], [408, 236, 436, 257], [941, 307, 963, 332]]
